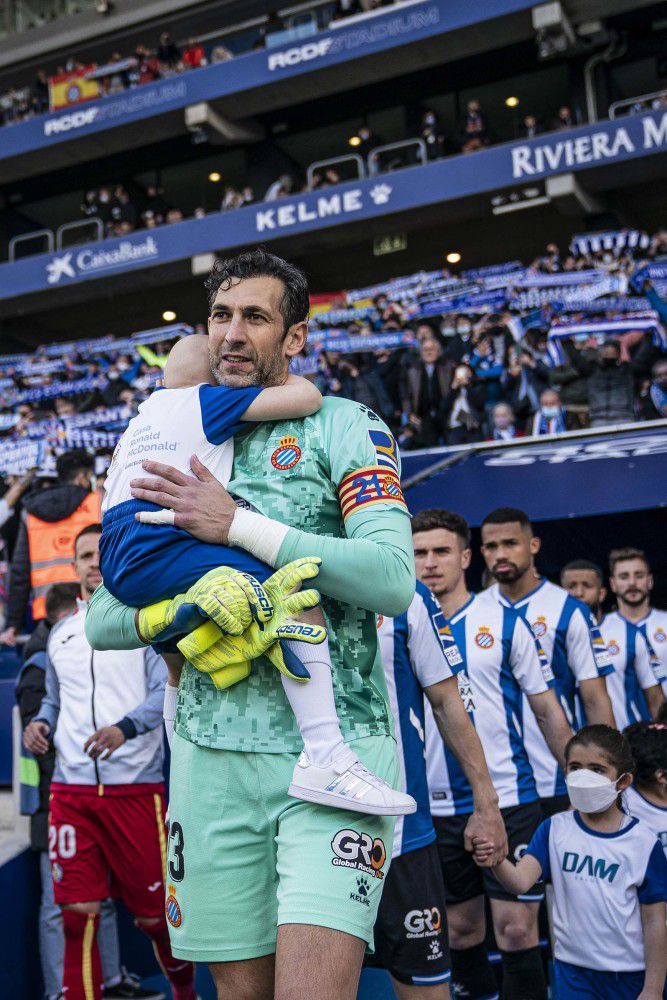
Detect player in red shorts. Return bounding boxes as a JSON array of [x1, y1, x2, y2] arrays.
[[24, 525, 196, 1000]]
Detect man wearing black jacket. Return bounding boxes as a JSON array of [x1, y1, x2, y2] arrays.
[[563, 338, 642, 427]]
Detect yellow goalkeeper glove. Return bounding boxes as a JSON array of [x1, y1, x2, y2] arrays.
[[136, 567, 274, 648], [178, 558, 325, 684], [181, 567, 274, 634]]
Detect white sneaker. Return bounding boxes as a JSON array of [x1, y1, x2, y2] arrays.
[[288, 748, 417, 815]]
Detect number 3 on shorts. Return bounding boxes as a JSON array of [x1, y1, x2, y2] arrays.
[[49, 823, 77, 860], [168, 821, 185, 882]]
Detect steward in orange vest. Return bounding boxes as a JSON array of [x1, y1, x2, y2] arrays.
[[5, 450, 101, 636]]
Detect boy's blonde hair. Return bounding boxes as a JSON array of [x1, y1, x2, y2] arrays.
[[163, 334, 214, 388]]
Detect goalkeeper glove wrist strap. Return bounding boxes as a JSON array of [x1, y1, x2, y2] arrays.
[[228, 508, 289, 567]]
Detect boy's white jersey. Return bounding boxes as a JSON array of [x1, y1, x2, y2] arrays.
[[489, 579, 612, 799], [377, 581, 463, 858], [626, 786, 667, 857], [425, 588, 554, 817], [102, 382, 261, 512], [599, 612, 665, 731], [526, 810, 667, 971], [635, 607, 667, 695]]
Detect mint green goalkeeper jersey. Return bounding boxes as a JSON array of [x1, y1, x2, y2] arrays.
[[87, 397, 415, 753], [177, 398, 411, 751]]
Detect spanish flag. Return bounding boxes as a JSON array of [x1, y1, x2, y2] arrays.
[[49, 68, 99, 111]]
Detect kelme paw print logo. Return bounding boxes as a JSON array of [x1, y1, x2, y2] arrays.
[[370, 183, 392, 205], [356, 875, 370, 897]]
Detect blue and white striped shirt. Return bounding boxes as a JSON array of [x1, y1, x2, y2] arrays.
[[377, 582, 463, 857], [426, 589, 553, 816], [490, 579, 612, 798]]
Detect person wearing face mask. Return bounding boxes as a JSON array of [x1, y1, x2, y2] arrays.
[[488, 402, 522, 441], [504, 330, 551, 422], [638, 358, 667, 421], [564, 337, 640, 427], [530, 388, 568, 436], [420, 108, 446, 160], [0, 450, 101, 647], [442, 363, 485, 445], [475, 725, 667, 1000], [443, 315, 474, 363]]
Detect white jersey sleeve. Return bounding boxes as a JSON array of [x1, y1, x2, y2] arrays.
[[511, 615, 554, 695], [408, 584, 463, 690], [565, 604, 606, 682], [635, 629, 664, 690]]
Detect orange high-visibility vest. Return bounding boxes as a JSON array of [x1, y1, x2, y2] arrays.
[[26, 492, 101, 619]]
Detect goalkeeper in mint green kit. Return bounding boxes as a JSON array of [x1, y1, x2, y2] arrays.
[[85, 249, 416, 1000]]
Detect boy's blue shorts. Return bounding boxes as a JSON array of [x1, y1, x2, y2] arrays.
[[553, 960, 645, 1000], [100, 500, 272, 607]]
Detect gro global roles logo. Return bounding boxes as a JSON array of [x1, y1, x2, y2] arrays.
[[331, 829, 387, 880]]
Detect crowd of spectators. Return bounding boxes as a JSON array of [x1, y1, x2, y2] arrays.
[[80, 182, 190, 238], [40, 95, 585, 256], [307, 308, 666, 451], [616, 88, 667, 117], [0, 2, 408, 128], [61, 96, 583, 249], [0, 229, 665, 495]]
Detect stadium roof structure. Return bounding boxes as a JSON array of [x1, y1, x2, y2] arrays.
[[401, 420, 667, 524]]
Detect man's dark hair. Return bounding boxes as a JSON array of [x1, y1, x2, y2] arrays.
[[624, 722, 667, 788], [56, 448, 94, 484], [74, 523, 102, 554], [561, 559, 604, 585], [481, 507, 532, 532], [411, 509, 471, 548], [45, 582, 80, 625], [204, 248, 310, 334], [609, 546, 651, 575]]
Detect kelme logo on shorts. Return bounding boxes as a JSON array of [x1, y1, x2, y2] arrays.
[[331, 829, 387, 880], [350, 875, 371, 907]]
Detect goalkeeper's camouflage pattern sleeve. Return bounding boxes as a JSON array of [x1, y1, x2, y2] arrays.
[[177, 397, 411, 753]]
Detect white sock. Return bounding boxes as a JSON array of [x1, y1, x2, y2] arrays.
[[163, 683, 178, 750], [281, 638, 346, 766]]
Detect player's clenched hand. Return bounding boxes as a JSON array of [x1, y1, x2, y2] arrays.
[[84, 725, 126, 760], [131, 456, 236, 545], [24, 720, 50, 755], [464, 805, 508, 867]]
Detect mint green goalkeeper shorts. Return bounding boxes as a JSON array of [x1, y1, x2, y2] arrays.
[[165, 733, 400, 963]]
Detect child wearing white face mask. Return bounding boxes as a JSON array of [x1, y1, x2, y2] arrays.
[[474, 725, 667, 999]]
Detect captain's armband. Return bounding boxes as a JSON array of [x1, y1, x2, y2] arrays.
[[338, 465, 407, 524]]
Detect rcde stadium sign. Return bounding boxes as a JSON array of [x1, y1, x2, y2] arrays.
[[0, 107, 664, 302], [1, 0, 524, 160], [266, 5, 440, 71]]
